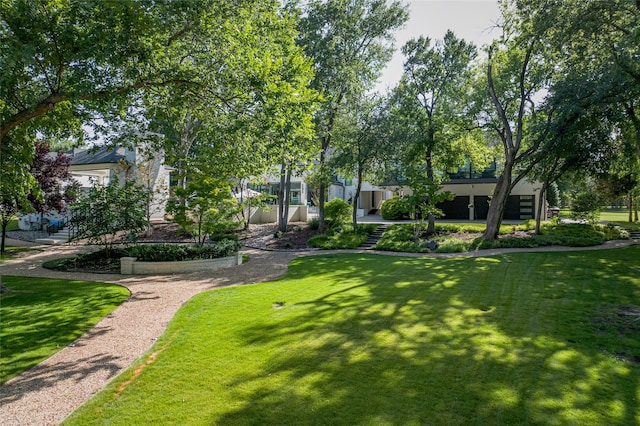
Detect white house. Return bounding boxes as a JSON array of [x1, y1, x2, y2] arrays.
[[19, 145, 171, 231]]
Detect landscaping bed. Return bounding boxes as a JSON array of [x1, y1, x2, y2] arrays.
[[375, 221, 630, 253], [43, 240, 241, 274]]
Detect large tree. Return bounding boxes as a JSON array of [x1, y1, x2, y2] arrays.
[[475, 0, 556, 240], [507, 0, 640, 231], [1, 0, 314, 151], [331, 94, 390, 230], [297, 0, 408, 232], [391, 31, 480, 233]]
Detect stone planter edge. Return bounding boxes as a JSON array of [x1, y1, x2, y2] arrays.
[[121, 252, 243, 275]]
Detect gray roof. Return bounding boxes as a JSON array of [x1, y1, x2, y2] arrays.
[[67, 146, 134, 166]]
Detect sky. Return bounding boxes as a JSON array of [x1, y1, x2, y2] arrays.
[[377, 0, 501, 91]]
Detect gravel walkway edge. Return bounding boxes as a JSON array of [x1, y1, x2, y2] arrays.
[[1, 238, 638, 425]]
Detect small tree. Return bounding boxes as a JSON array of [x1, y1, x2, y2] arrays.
[[403, 175, 453, 243], [0, 139, 39, 255], [70, 179, 147, 258], [29, 141, 77, 227], [570, 191, 605, 225], [324, 199, 351, 230], [167, 174, 240, 246]]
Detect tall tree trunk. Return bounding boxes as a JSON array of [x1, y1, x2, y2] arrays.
[[425, 147, 436, 235], [278, 161, 287, 233], [352, 168, 363, 231], [0, 222, 7, 254], [483, 161, 514, 240], [630, 192, 634, 223], [283, 167, 292, 232], [535, 180, 550, 235]]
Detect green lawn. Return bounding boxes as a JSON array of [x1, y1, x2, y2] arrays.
[[0, 246, 33, 262], [65, 247, 640, 425], [0, 276, 130, 383], [600, 208, 640, 231]]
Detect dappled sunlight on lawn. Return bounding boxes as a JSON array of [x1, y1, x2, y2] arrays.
[[65, 247, 640, 425]]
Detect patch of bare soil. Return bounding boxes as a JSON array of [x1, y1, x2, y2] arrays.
[[592, 305, 640, 334], [591, 305, 640, 364], [267, 224, 321, 250], [135, 222, 194, 243]]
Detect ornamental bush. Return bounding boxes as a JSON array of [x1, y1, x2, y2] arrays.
[[126, 240, 240, 262], [380, 197, 409, 220], [324, 199, 351, 225]]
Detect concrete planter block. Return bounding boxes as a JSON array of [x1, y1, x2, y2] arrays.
[[120, 252, 242, 275]]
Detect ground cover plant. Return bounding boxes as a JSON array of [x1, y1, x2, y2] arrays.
[[43, 241, 241, 273], [65, 247, 640, 425], [308, 223, 378, 249], [0, 276, 129, 383], [375, 221, 629, 253]]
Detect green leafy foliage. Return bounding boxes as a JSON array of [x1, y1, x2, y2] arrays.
[[308, 223, 377, 249], [126, 241, 240, 262], [70, 179, 147, 258], [380, 196, 409, 220], [0, 136, 38, 253], [324, 199, 351, 226], [570, 191, 606, 225], [167, 174, 241, 246], [375, 222, 629, 254]]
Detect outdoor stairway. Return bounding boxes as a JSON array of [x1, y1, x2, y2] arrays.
[[628, 229, 640, 242], [358, 224, 389, 250], [35, 227, 71, 245]]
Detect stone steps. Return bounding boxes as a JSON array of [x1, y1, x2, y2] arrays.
[[35, 227, 71, 245], [358, 224, 389, 250]]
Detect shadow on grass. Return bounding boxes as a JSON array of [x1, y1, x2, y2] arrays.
[[215, 248, 640, 425], [0, 353, 123, 405], [0, 277, 129, 384]]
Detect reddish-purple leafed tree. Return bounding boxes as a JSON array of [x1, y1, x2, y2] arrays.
[[29, 141, 78, 222]]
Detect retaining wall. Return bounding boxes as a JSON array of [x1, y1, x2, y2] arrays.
[[120, 252, 243, 275]]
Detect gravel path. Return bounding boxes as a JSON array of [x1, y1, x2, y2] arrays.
[[1, 237, 637, 425], [0, 243, 302, 426]]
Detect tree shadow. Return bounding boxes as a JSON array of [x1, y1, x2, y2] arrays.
[[211, 248, 640, 425], [0, 353, 123, 404]]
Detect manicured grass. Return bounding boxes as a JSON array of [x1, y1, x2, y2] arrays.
[[600, 208, 640, 231], [0, 246, 33, 262], [65, 247, 640, 425], [0, 276, 130, 384]]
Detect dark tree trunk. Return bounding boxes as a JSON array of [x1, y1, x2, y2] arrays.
[[1, 221, 7, 254], [483, 161, 514, 240], [278, 162, 287, 233], [535, 180, 549, 235], [352, 168, 363, 231], [283, 167, 292, 233], [425, 148, 436, 235]]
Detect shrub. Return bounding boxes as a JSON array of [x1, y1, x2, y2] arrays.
[[307, 218, 320, 230], [324, 199, 351, 225], [571, 191, 605, 224], [380, 197, 409, 220], [308, 223, 377, 249], [126, 241, 240, 262]]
